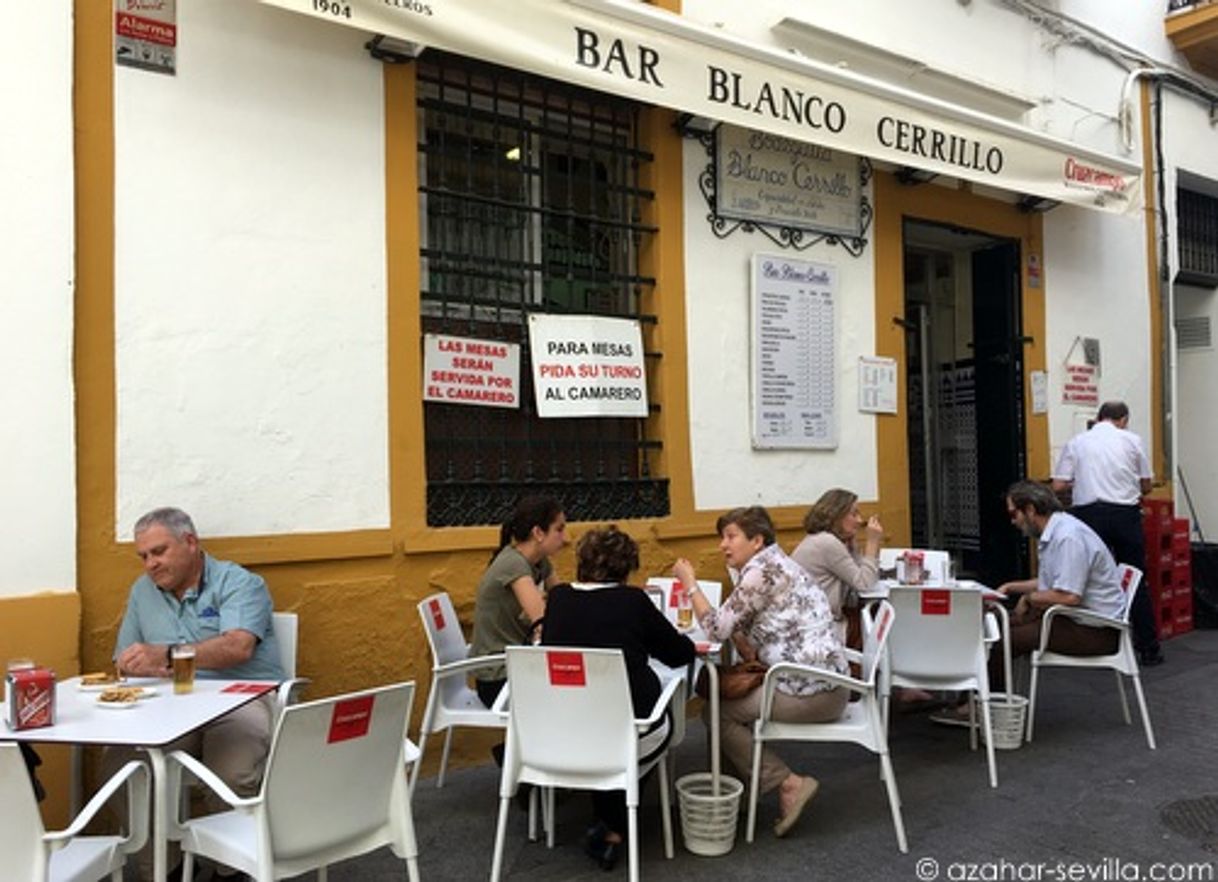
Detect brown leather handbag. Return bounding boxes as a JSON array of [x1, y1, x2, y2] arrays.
[[694, 660, 768, 701]]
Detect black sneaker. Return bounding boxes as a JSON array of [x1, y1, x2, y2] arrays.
[[1138, 648, 1166, 667]]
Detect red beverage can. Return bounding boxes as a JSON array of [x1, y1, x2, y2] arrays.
[[6, 665, 57, 730]]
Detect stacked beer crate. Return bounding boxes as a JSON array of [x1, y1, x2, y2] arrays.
[[1142, 498, 1194, 639]]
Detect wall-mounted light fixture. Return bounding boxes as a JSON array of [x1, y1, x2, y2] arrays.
[[894, 166, 938, 186], [1017, 194, 1060, 213], [366, 34, 426, 64], [674, 113, 720, 139]]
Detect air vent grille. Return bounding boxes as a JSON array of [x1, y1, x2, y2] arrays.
[[1177, 315, 1212, 351]]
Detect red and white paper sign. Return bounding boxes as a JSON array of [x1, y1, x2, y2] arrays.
[[546, 651, 587, 687], [328, 695, 375, 743], [921, 590, 952, 616], [423, 333, 520, 409], [1062, 364, 1099, 408]]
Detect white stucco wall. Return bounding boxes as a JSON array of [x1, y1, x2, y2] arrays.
[[1041, 207, 1153, 466], [0, 5, 76, 597], [682, 139, 878, 509], [114, 0, 390, 538]]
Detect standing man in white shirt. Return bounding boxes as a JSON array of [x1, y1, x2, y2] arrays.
[[1052, 401, 1163, 666]]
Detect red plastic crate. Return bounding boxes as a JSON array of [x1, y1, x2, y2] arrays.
[[1172, 535, 1192, 562], [1173, 563, 1192, 591], [1158, 617, 1175, 640], [1143, 498, 1174, 529], [1174, 597, 1194, 635], [1173, 518, 1190, 537], [1150, 581, 1172, 604]]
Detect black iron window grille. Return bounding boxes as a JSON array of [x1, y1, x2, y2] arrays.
[[1178, 188, 1218, 286], [417, 53, 669, 527]]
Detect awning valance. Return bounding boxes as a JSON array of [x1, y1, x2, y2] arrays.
[[259, 0, 1142, 214]]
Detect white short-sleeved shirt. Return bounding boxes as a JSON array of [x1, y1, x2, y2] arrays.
[[1037, 512, 1126, 619], [1052, 421, 1151, 506]]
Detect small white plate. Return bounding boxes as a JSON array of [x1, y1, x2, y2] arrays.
[[95, 687, 157, 708]]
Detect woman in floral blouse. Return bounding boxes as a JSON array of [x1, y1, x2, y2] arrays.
[[674, 505, 847, 839]]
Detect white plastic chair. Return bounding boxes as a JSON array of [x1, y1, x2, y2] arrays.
[[878, 548, 952, 584], [168, 681, 420, 882], [272, 610, 310, 709], [490, 646, 684, 882], [1026, 563, 1156, 749], [882, 585, 1001, 788], [1, 743, 149, 882], [745, 601, 907, 852], [412, 591, 509, 793]]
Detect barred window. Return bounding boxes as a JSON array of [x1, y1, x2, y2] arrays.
[[1178, 187, 1218, 286], [417, 53, 669, 527]]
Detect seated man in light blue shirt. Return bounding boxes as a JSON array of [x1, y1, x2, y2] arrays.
[[106, 506, 285, 865], [990, 481, 1125, 688]]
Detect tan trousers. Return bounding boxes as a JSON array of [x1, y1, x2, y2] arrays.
[[712, 686, 848, 795]]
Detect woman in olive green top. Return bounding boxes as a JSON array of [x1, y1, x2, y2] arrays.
[[472, 495, 568, 707]]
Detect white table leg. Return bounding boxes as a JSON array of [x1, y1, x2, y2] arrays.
[[144, 747, 168, 882], [706, 662, 720, 796]]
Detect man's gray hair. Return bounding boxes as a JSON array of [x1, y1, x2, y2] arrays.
[[133, 507, 198, 540], [1006, 480, 1062, 516]]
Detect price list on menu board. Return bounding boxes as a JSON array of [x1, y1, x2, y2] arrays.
[[750, 255, 837, 449]]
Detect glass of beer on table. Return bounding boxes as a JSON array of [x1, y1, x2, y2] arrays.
[[171, 643, 196, 694]]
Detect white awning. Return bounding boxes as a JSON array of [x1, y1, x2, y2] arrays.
[[259, 0, 1142, 214]]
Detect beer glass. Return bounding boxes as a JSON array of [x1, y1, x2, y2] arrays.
[[171, 644, 197, 694]]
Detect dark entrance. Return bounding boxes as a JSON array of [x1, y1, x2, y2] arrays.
[[902, 220, 1029, 585]]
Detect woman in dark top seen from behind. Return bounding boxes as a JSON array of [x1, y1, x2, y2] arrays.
[[544, 526, 695, 871]]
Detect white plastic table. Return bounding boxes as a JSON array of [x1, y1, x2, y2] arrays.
[[2, 675, 278, 882], [652, 629, 727, 794]]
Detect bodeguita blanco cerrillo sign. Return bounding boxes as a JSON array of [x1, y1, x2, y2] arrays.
[[259, 0, 1142, 213]]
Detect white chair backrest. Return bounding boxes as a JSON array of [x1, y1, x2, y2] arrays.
[[505, 646, 636, 778], [886, 586, 985, 679], [263, 681, 414, 860], [644, 577, 724, 620], [272, 612, 298, 679], [860, 600, 896, 686], [419, 592, 469, 667], [0, 744, 44, 877], [1116, 564, 1143, 623], [878, 548, 952, 584]]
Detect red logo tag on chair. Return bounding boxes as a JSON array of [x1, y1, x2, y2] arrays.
[[921, 590, 951, 615], [546, 651, 586, 686], [1120, 569, 1133, 590], [429, 598, 445, 630], [328, 695, 375, 743], [669, 580, 681, 607]]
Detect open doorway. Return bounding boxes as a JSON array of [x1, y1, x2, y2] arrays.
[[902, 219, 1028, 585]]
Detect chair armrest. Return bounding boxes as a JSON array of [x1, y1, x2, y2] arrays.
[[277, 676, 310, 707], [44, 760, 149, 851], [489, 681, 511, 714], [760, 661, 868, 721], [636, 673, 685, 730], [167, 751, 260, 810], [432, 653, 507, 679], [1038, 604, 1123, 653], [841, 647, 864, 664]]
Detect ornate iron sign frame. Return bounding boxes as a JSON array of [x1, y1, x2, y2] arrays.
[[684, 127, 873, 258]]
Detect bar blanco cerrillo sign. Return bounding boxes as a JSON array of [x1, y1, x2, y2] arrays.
[[259, 0, 1142, 214], [527, 314, 648, 419]]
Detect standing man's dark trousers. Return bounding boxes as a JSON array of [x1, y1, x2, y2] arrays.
[[1072, 501, 1163, 662]]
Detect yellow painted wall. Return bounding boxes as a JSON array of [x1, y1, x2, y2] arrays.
[[0, 593, 81, 827]]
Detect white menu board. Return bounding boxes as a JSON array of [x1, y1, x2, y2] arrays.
[[751, 255, 837, 449]]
